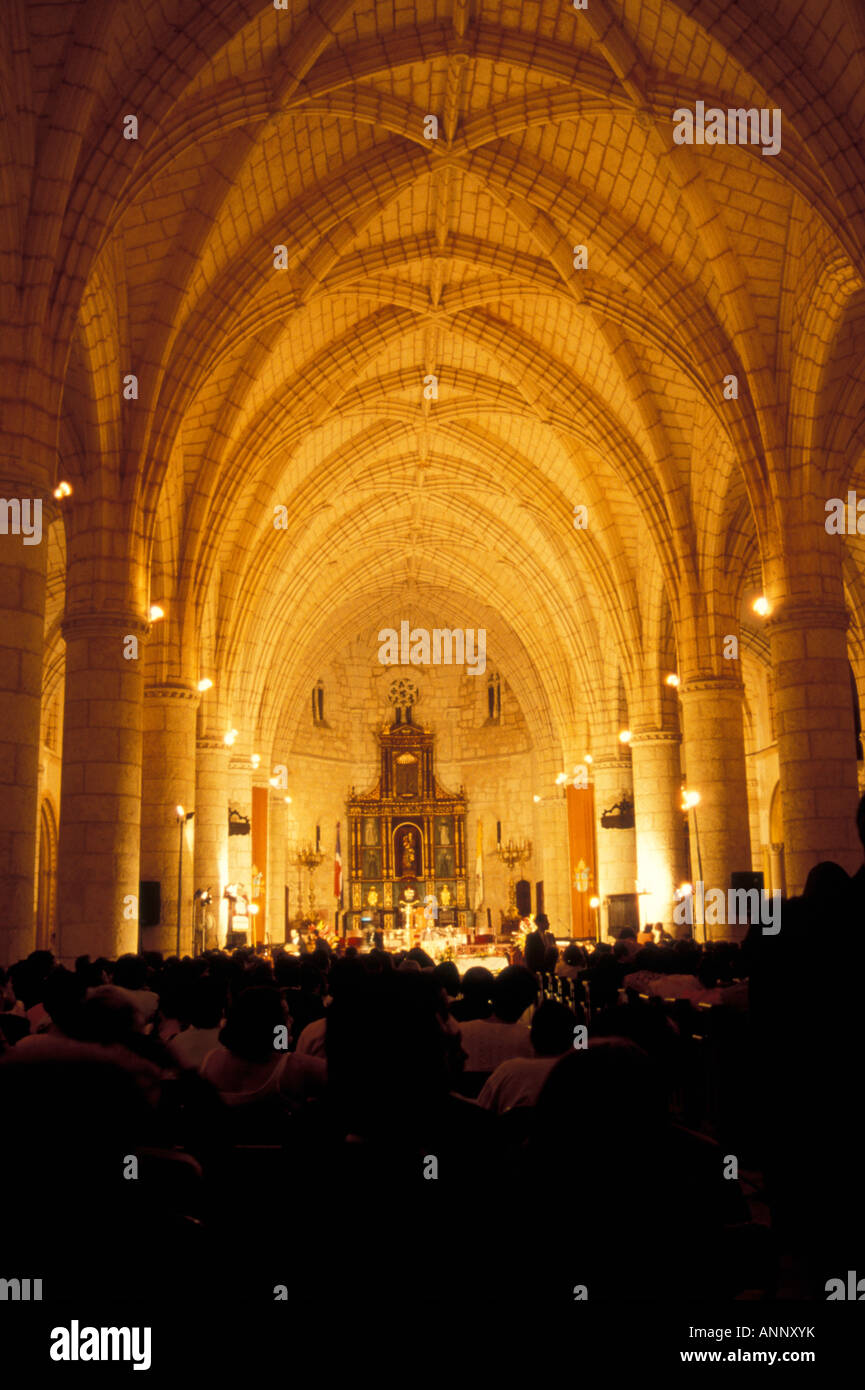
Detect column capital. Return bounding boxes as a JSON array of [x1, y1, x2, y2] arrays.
[[591, 753, 633, 773], [197, 734, 229, 753], [0, 477, 60, 527], [678, 674, 744, 698], [144, 681, 199, 703], [766, 600, 850, 634], [229, 755, 256, 772], [61, 609, 149, 640], [629, 728, 681, 747]]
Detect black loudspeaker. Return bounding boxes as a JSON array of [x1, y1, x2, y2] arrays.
[[515, 878, 532, 917], [139, 880, 161, 927], [535, 881, 545, 914], [607, 892, 639, 935], [730, 871, 764, 891]]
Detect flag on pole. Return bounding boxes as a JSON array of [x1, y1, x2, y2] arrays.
[[474, 818, 484, 911], [334, 821, 343, 906]]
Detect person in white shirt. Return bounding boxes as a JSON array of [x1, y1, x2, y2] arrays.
[[456, 965, 538, 1072], [295, 1015, 327, 1058], [200, 986, 325, 1106], [478, 1000, 574, 1112], [169, 977, 226, 1070]]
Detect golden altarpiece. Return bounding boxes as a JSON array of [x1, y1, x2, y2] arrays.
[[346, 698, 468, 938]]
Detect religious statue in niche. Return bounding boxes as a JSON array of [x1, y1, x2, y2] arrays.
[[395, 753, 419, 797], [438, 821, 451, 845], [396, 826, 421, 878], [362, 846, 381, 879], [363, 817, 379, 846], [436, 845, 455, 878], [440, 885, 453, 908]]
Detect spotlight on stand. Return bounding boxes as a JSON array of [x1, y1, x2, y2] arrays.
[[175, 806, 195, 957]]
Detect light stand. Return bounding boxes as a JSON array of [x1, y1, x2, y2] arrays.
[[682, 790, 704, 942], [175, 806, 194, 957]]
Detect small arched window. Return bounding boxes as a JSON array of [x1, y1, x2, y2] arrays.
[[312, 680, 325, 725]]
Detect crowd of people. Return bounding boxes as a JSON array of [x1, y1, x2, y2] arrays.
[[2, 807, 864, 1308]]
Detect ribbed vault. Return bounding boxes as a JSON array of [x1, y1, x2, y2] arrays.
[[21, 0, 861, 773]]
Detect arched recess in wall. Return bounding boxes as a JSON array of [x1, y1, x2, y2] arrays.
[[768, 782, 785, 897], [36, 798, 58, 952]]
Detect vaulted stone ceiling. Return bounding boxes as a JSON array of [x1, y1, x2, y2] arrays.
[[13, 0, 865, 770]]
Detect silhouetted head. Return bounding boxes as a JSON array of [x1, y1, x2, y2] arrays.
[[529, 1039, 666, 1180], [803, 860, 851, 907], [432, 960, 460, 998], [491, 965, 537, 1023], [42, 967, 86, 1035], [187, 977, 225, 1030], [530, 1000, 575, 1057], [326, 973, 451, 1136], [457, 966, 495, 1019], [112, 954, 148, 991], [219, 986, 288, 1063], [77, 986, 142, 1043]]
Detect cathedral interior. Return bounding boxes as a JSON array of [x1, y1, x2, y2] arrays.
[[1, 0, 865, 1336], [5, 0, 864, 962]]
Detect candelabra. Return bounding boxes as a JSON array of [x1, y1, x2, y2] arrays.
[[494, 836, 532, 915], [295, 842, 325, 916]]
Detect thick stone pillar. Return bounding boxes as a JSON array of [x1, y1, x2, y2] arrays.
[[194, 736, 230, 948], [0, 479, 49, 964], [228, 759, 254, 912], [140, 684, 198, 955], [533, 796, 571, 933], [592, 753, 637, 932], [767, 601, 860, 891], [268, 791, 288, 943], [630, 730, 688, 929], [57, 612, 147, 962], [678, 677, 752, 904]]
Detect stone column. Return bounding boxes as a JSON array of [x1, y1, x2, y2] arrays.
[[678, 676, 752, 903], [57, 612, 148, 962], [769, 842, 786, 897], [0, 478, 50, 964], [194, 736, 230, 948], [140, 683, 198, 956], [592, 753, 637, 933], [767, 600, 860, 891], [629, 730, 688, 928], [268, 791, 288, 943], [533, 795, 571, 933], [228, 758, 254, 916]]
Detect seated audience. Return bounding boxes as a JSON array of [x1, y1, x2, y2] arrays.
[[201, 986, 325, 1105], [169, 977, 225, 1070], [457, 966, 537, 1072], [478, 1000, 574, 1112]]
